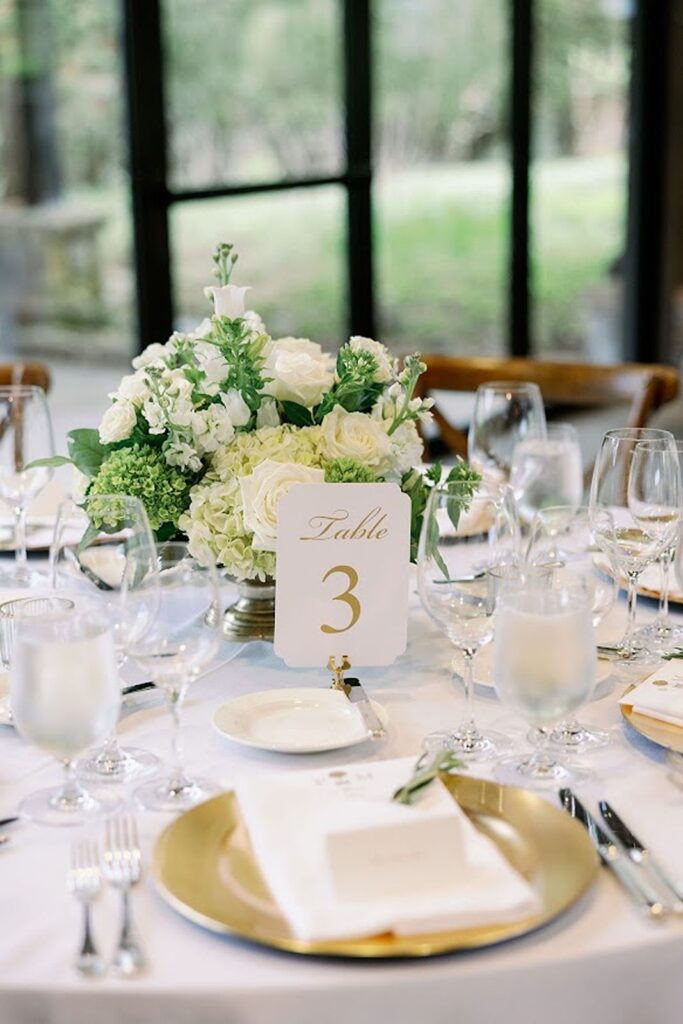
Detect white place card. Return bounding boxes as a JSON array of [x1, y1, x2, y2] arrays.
[[274, 482, 410, 667]]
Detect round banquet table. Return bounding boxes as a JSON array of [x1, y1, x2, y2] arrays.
[[2, 576, 683, 1024]]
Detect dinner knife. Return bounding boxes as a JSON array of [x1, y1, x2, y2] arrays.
[[0, 816, 19, 829], [599, 801, 683, 907], [340, 677, 385, 739], [559, 788, 669, 919]]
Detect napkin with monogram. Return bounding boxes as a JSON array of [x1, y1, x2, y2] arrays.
[[619, 661, 683, 727], [235, 757, 540, 942]]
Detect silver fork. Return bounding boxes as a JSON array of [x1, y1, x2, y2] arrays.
[[67, 839, 105, 977], [102, 814, 147, 975]]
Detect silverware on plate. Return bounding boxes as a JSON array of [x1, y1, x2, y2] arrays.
[[102, 814, 147, 976], [340, 677, 385, 739], [559, 788, 669, 919], [67, 839, 105, 977], [599, 800, 683, 908]]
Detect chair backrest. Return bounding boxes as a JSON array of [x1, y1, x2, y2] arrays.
[[415, 354, 679, 461], [0, 362, 51, 393]]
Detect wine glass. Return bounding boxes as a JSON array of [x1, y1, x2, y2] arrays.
[[417, 480, 519, 760], [468, 381, 547, 485], [493, 582, 596, 788], [526, 505, 617, 751], [0, 386, 55, 585], [10, 606, 122, 825], [589, 428, 677, 662], [510, 422, 583, 527], [129, 542, 222, 812], [50, 495, 160, 782]]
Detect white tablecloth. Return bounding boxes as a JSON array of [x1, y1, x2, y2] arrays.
[[2, 580, 683, 1024]]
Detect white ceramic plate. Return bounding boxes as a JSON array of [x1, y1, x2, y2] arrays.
[[212, 687, 388, 754], [454, 645, 612, 690]]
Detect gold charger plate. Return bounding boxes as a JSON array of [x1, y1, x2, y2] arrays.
[[620, 683, 683, 754], [152, 774, 599, 958]]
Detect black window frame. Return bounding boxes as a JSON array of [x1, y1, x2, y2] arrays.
[[123, 0, 673, 363]]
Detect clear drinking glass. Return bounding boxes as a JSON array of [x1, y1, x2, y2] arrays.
[[129, 542, 222, 812], [0, 595, 75, 723], [50, 495, 160, 782], [526, 505, 617, 751], [417, 480, 519, 760], [510, 422, 583, 527], [468, 381, 547, 485], [0, 386, 55, 585], [10, 607, 122, 825], [493, 582, 596, 788], [589, 428, 678, 662]]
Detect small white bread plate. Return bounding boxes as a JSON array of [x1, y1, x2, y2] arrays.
[[455, 645, 612, 690], [212, 687, 388, 754]]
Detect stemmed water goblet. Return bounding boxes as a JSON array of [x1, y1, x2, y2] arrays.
[[128, 541, 222, 812], [0, 386, 55, 585], [10, 605, 122, 825], [468, 381, 547, 486], [526, 504, 617, 752], [50, 495, 160, 782], [510, 422, 583, 528], [589, 428, 680, 663], [493, 581, 597, 788], [417, 480, 519, 760]]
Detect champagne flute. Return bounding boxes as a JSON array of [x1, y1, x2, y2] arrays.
[[0, 386, 55, 585], [589, 428, 676, 662], [50, 495, 160, 782], [510, 422, 583, 527], [129, 542, 222, 812], [10, 606, 122, 825], [493, 582, 596, 788], [468, 381, 546, 485], [417, 480, 519, 760], [526, 505, 617, 751]]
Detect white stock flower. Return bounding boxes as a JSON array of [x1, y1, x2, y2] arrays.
[[384, 420, 424, 478], [113, 371, 149, 406], [256, 397, 280, 429], [200, 404, 235, 452], [132, 343, 167, 370], [243, 310, 267, 336], [264, 337, 335, 408], [98, 400, 137, 445], [189, 317, 214, 340], [240, 459, 325, 551], [320, 405, 392, 468], [142, 396, 166, 434], [349, 335, 395, 383], [221, 389, 251, 427], [165, 441, 202, 474], [203, 284, 250, 319]]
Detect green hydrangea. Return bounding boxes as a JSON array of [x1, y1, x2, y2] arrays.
[[89, 444, 192, 532], [324, 458, 378, 484]]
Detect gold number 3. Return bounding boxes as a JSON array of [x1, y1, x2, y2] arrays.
[[321, 565, 361, 634]]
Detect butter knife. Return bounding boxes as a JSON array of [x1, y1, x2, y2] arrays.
[[340, 677, 385, 739], [559, 789, 669, 919], [599, 801, 683, 907]]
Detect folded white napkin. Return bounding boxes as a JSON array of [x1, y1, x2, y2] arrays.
[[619, 661, 683, 727], [235, 756, 540, 942]]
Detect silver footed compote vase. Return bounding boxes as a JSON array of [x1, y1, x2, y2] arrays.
[[222, 576, 275, 641]]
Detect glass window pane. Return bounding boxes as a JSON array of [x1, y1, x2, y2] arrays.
[[531, 0, 631, 360], [375, 0, 510, 357], [0, 0, 134, 362], [171, 187, 346, 347], [164, 0, 342, 190]]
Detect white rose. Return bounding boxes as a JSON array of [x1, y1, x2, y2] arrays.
[[264, 337, 335, 408], [320, 406, 392, 467], [256, 397, 280, 429], [99, 400, 137, 445], [349, 335, 395, 383], [132, 343, 167, 370], [203, 284, 250, 319], [113, 371, 149, 406], [240, 459, 325, 550], [221, 389, 251, 427]]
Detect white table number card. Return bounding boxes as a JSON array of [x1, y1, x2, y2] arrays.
[[274, 483, 411, 667]]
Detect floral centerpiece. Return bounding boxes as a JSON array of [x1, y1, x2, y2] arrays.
[[45, 244, 478, 637]]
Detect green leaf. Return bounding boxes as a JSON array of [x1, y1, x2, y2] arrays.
[[76, 521, 101, 555], [26, 455, 73, 470], [67, 429, 107, 478], [280, 401, 314, 427], [154, 522, 181, 543]]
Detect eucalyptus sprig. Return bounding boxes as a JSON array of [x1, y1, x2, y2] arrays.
[[392, 749, 466, 805]]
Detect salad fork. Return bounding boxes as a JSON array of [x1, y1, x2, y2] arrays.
[[67, 839, 105, 977], [102, 814, 147, 975]]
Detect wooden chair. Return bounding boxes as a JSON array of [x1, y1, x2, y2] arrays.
[[414, 355, 679, 468], [0, 361, 50, 393]]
